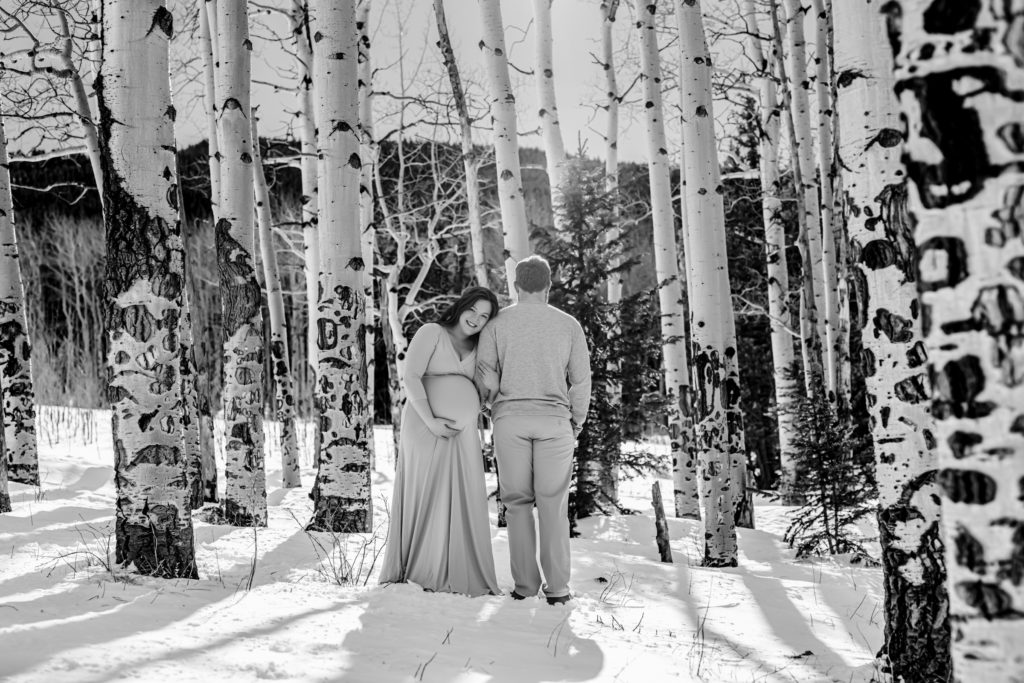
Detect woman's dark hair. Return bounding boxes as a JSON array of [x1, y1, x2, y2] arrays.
[[436, 286, 499, 331]]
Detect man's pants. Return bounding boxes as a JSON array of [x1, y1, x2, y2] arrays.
[[493, 414, 575, 598]]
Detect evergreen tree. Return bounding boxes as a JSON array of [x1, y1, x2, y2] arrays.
[[537, 159, 657, 526]]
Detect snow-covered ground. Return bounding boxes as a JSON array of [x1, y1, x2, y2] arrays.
[[1, 407, 885, 682]]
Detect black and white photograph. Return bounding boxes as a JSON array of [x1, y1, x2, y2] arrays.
[[1, 0, 1021, 681]]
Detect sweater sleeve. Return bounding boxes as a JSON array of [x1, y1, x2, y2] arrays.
[[474, 321, 500, 405], [404, 323, 441, 424], [567, 323, 592, 434]]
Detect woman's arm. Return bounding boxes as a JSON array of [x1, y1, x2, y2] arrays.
[[403, 323, 441, 425]]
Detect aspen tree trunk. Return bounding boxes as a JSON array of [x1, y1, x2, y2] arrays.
[[172, 178, 204, 511], [96, 0, 196, 576], [291, 0, 321, 386], [0, 112, 38, 487], [195, 0, 220, 503], [0, 425, 9, 513], [741, 0, 798, 501], [532, 0, 568, 215], [772, 6, 824, 398], [834, 2, 950, 678], [895, 4, 1024, 678], [180, 283, 204, 510], [810, 0, 842, 406], [55, 11, 104, 211], [251, 115, 301, 489], [434, 0, 489, 288], [356, 0, 376, 431], [779, 0, 827, 395], [308, 0, 373, 532], [601, 0, 622, 303], [633, 0, 700, 520], [200, 1, 221, 221], [216, 0, 267, 526], [599, 0, 622, 509], [676, 0, 741, 564], [478, 0, 531, 294]]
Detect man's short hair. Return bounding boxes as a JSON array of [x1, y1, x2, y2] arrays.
[[515, 255, 551, 293]]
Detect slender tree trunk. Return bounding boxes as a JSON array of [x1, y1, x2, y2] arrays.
[[173, 178, 205, 511], [291, 0, 321, 390], [633, 0, 700, 520], [195, 0, 220, 504], [676, 0, 741, 565], [0, 112, 38, 487], [779, 0, 827, 396], [200, 1, 222, 222], [251, 115, 301, 489], [0, 421, 9, 513], [601, 0, 622, 304], [434, 0, 489, 288], [356, 0, 376, 434], [55, 11, 104, 213], [741, 0, 798, 500], [307, 0, 373, 532], [478, 0, 531, 294], [532, 0, 567, 216], [834, 4, 950, 678], [96, 0, 196, 576], [810, 0, 842, 406], [772, 6, 824, 398], [599, 0, 623, 505], [216, 0, 267, 527], [895, 4, 1024, 678], [180, 283, 204, 510]]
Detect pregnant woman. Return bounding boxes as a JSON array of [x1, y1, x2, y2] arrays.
[[380, 287, 502, 597]]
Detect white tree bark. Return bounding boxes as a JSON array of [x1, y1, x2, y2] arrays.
[[633, 0, 700, 520], [357, 0, 376, 429], [478, 0, 531, 295], [834, 2, 950, 678], [896, 3, 1024, 678], [97, 0, 196, 576], [601, 0, 622, 304], [199, 1, 221, 222], [532, 0, 568, 216], [291, 0, 321, 383], [810, 0, 842, 405], [740, 0, 798, 504], [308, 0, 373, 532], [0, 426, 9, 512], [779, 0, 827, 395], [215, 0, 267, 526], [251, 114, 301, 489], [435, 0, 489, 288], [0, 110, 38, 488], [676, 0, 740, 564], [194, 0, 220, 504]]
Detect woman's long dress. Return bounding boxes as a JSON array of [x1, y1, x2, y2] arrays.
[[379, 323, 501, 597]]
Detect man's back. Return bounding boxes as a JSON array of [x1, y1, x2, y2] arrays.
[[476, 301, 591, 432]]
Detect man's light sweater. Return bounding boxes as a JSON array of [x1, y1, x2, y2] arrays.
[[475, 301, 592, 433]]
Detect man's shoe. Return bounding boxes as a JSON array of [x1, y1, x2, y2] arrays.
[[546, 594, 572, 606], [510, 591, 528, 600]]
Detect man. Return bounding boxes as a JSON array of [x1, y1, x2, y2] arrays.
[[476, 254, 592, 605]]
